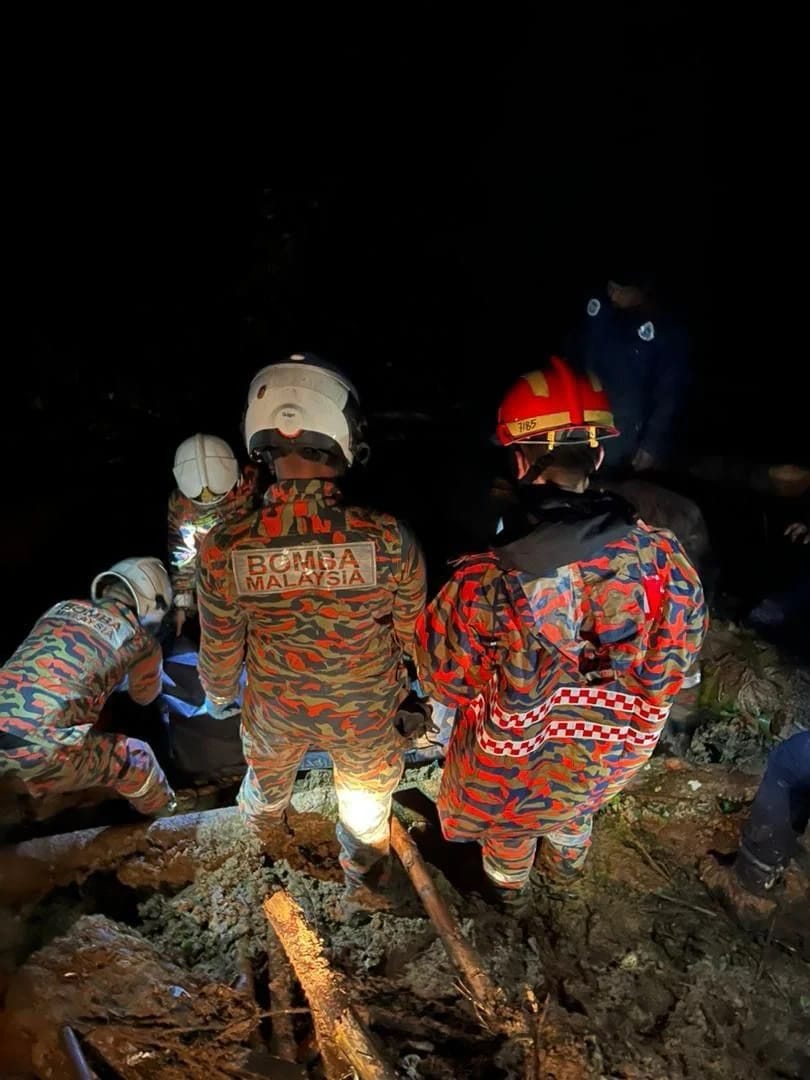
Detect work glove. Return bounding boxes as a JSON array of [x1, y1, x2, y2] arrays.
[[204, 696, 241, 720], [393, 689, 435, 740], [429, 700, 458, 745], [784, 521, 809, 545]]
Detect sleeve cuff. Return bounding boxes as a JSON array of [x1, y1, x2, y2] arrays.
[[199, 686, 238, 707]]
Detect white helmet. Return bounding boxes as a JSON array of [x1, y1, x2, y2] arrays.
[[173, 434, 239, 503], [91, 557, 173, 627], [244, 353, 367, 469]]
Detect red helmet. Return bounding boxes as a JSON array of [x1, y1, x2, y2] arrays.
[[495, 356, 618, 449]]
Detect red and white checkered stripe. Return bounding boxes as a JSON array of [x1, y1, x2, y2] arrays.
[[474, 685, 670, 759], [491, 686, 669, 730]]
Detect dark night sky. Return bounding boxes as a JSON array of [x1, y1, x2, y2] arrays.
[[4, 7, 746, 654], [13, 8, 709, 421]]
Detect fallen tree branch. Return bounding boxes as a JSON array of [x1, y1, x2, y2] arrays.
[[754, 910, 778, 987], [264, 890, 395, 1080], [357, 1004, 467, 1043], [623, 833, 672, 883], [266, 924, 298, 1062], [0, 806, 333, 905], [656, 893, 718, 918], [235, 946, 265, 1053], [389, 816, 528, 1039], [261, 1008, 311, 1017], [526, 990, 550, 1080], [0, 808, 242, 904]]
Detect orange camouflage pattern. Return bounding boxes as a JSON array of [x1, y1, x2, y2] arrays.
[[0, 599, 173, 813], [197, 478, 427, 880], [415, 523, 707, 887], [168, 464, 260, 598]]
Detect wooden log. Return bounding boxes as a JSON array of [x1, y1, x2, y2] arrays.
[[266, 924, 298, 1063], [389, 816, 521, 1033], [0, 807, 240, 905], [264, 890, 395, 1080], [357, 1004, 464, 1043], [234, 946, 266, 1053], [0, 806, 334, 906]]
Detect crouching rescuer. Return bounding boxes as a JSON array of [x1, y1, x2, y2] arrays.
[[169, 433, 259, 636], [0, 558, 176, 815], [415, 357, 707, 905], [197, 353, 427, 908]]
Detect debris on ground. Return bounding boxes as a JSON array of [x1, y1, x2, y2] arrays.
[[679, 621, 810, 771], [0, 753, 807, 1077], [1, 914, 258, 1079]]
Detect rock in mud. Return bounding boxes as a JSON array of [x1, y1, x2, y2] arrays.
[[2, 914, 257, 1079]]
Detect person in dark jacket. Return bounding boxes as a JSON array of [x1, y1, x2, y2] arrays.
[[701, 731, 809, 919], [574, 272, 691, 474]]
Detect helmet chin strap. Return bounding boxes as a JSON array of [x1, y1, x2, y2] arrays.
[[191, 487, 230, 507], [513, 437, 603, 488], [512, 446, 552, 487], [102, 582, 138, 610], [519, 460, 549, 486]]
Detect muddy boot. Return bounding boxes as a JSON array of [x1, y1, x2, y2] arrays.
[[336, 857, 405, 922], [530, 862, 586, 896], [531, 835, 588, 890], [490, 883, 532, 918], [699, 854, 778, 926], [336, 884, 400, 922]]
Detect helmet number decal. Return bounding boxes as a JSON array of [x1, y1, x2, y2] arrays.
[[232, 542, 378, 594]]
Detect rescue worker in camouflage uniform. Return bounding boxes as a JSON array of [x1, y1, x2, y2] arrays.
[[0, 558, 176, 815], [169, 433, 259, 636], [197, 354, 427, 907], [415, 357, 707, 906]]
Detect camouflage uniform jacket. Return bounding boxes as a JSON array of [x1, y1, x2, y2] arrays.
[[0, 599, 161, 750], [416, 488, 707, 765], [197, 479, 427, 724], [168, 465, 260, 600]]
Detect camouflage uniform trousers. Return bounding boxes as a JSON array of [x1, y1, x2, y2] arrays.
[[237, 701, 405, 885], [438, 702, 657, 889], [480, 815, 595, 887], [0, 723, 174, 815]]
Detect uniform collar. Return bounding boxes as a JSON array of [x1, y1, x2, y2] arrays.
[[266, 478, 341, 507]]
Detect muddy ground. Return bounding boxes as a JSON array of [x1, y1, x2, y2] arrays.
[[0, 752, 808, 1080], [0, 621, 808, 1079]]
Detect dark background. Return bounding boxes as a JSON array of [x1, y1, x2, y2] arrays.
[[5, 7, 788, 660]]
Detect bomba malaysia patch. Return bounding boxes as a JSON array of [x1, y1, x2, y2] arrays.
[[232, 541, 378, 594]]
